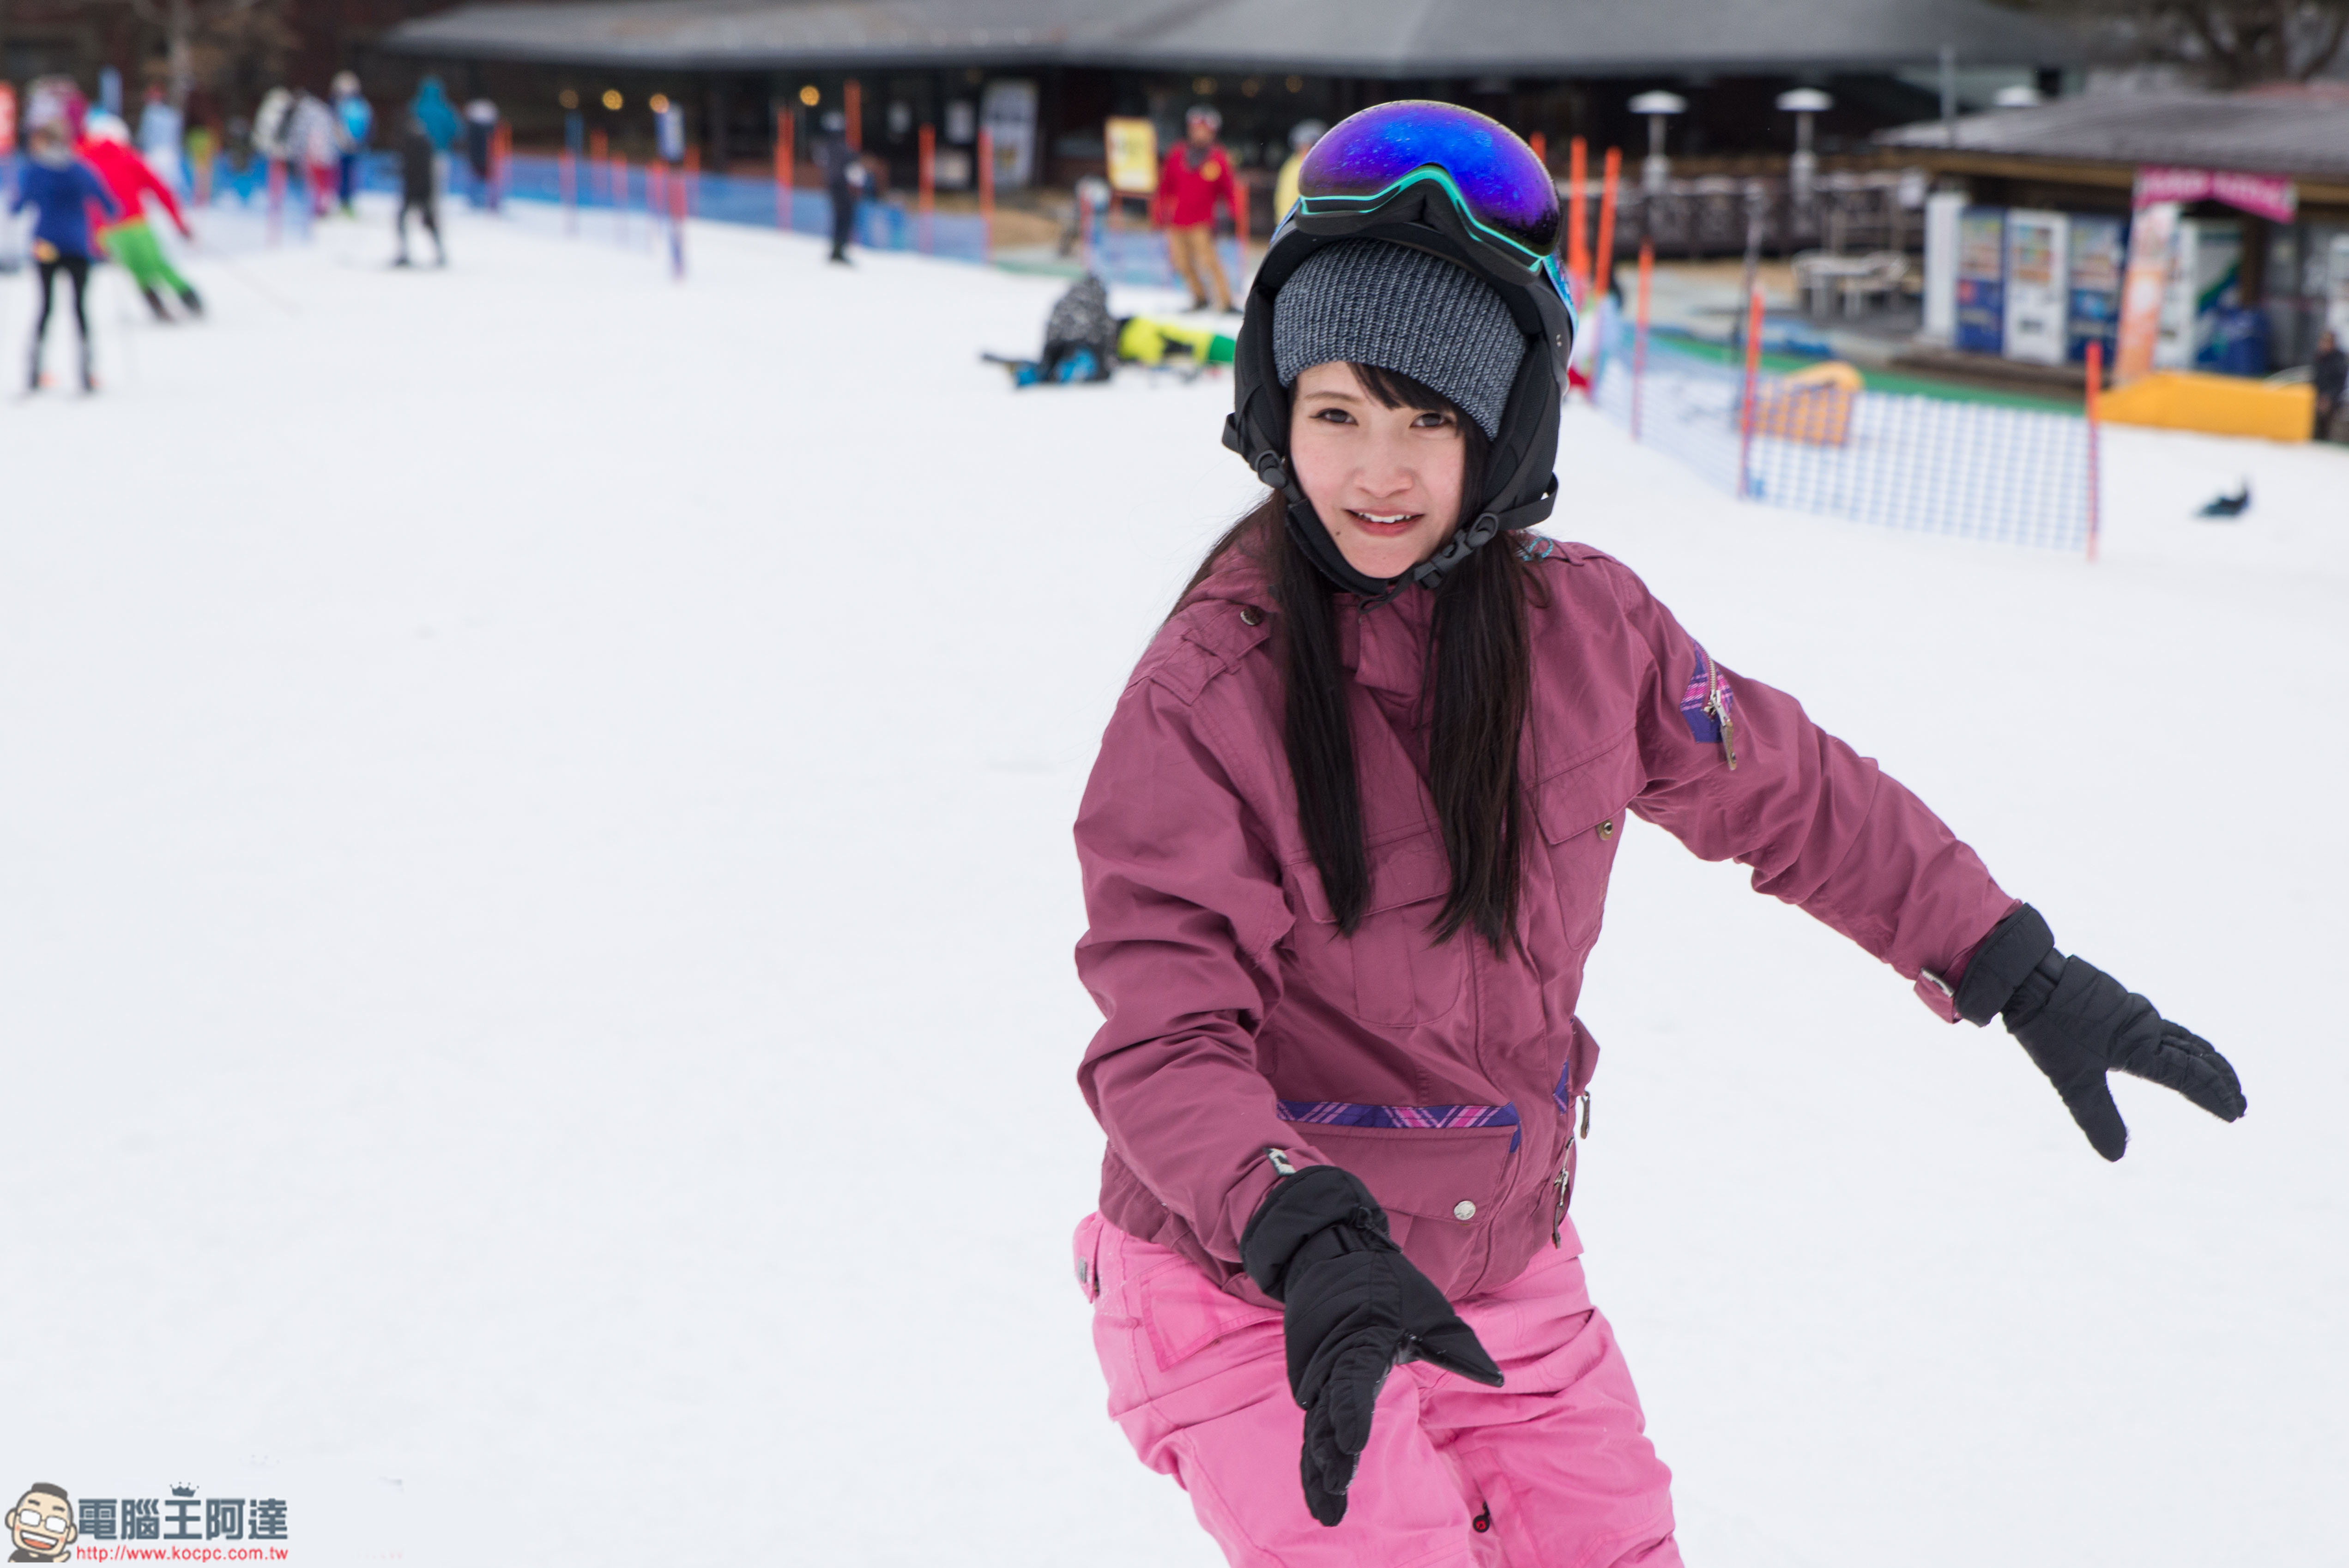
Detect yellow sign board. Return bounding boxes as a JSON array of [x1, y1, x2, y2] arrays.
[[1105, 117, 1159, 195]]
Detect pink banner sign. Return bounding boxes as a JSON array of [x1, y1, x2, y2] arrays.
[[2134, 165, 2298, 222]]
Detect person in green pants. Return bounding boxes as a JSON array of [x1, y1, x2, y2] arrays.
[[79, 112, 205, 320]]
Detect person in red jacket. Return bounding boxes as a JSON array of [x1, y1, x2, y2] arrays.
[[78, 113, 203, 321], [1153, 104, 1239, 313]]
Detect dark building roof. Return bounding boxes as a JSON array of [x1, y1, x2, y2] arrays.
[[386, 0, 2091, 75], [1878, 87, 2349, 181]]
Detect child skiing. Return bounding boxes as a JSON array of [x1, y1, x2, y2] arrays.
[[11, 119, 119, 391], [79, 112, 203, 321], [1070, 102, 2246, 1568]]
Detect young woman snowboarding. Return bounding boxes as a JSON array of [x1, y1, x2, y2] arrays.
[[1069, 103, 2246, 1568], [11, 120, 119, 392]]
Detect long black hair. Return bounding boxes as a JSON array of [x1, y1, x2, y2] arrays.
[[1178, 364, 1538, 953]]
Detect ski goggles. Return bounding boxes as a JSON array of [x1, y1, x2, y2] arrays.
[[1285, 100, 1572, 324]]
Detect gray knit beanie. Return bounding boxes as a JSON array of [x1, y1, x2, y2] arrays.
[[1272, 240, 1525, 437]]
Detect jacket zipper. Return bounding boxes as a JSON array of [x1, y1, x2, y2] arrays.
[[1551, 1091, 1592, 1246]]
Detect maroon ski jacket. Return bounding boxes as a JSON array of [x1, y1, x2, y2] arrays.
[[1074, 536, 2017, 1306]]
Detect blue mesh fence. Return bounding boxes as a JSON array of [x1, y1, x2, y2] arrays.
[[1589, 308, 2093, 552]]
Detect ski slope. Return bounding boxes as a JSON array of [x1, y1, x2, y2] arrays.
[[1, 200, 2342, 1566]]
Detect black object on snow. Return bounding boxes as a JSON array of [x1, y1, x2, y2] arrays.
[[1241, 1164, 1503, 1526], [2197, 482, 2251, 518]]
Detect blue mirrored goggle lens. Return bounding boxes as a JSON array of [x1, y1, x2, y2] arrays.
[[1296, 101, 1559, 263]]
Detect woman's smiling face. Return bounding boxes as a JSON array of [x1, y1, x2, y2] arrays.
[[1287, 362, 1468, 581]]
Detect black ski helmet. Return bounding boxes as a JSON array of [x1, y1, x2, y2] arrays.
[[1222, 102, 1576, 599]]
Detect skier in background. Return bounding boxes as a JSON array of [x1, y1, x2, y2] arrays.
[[251, 85, 293, 174], [463, 96, 499, 207], [11, 119, 119, 391], [392, 112, 444, 267], [286, 89, 340, 217], [78, 112, 203, 320], [815, 110, 867, 265], [137, 83, 187, 193], [1072, 101, 2246, 1568], [1272, 118, 1325, 223], [2313, 329, 2345, 442], [1153, 104, 1238, 313], [409, 75, 461, 210], [332, 72, 372, 214]]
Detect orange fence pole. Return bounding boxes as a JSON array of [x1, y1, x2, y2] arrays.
[[1594, 146, 1621, 302], [1567, 137, 1589, 303], [1737, 283, 1765, 499], [918, 122, 935, 253], [978, 127, 995, 263], [2085, 339, 2104, 562], [778, 115, 795, 231], [845, 80, 862, 151], [1633, 240, 1653, 441]]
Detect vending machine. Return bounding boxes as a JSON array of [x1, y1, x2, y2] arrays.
[[1955, 207, 2006, 356], [2065, 215, 2126, 365], [2155, 218, 2240, 368], [2002, 209, 2070, 363]]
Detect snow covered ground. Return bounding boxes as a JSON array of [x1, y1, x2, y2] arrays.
[[2, 197, 2343, 1566]]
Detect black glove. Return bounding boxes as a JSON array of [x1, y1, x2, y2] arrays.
[[1954, 905, 2246, 1161], [1240, 1164, 1503, 1526]]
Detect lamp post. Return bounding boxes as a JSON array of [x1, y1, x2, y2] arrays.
[[1629, 90, 1685, 194], [1774, 87, 1830, 208]]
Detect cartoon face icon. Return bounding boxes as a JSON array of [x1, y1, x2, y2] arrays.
[[8, 1484, 76, 1562]]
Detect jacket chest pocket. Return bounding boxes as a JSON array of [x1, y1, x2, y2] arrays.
[[1533, 730, 1643, 947], [1286, 829, 1466, 1027]]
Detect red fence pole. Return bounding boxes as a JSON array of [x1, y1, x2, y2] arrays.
[[1567, 136, 1589, 306], [1632, 239, 1653, 442], [2085, 339, 2104, 562], [495, 121, 511, 209], [1737, 283, 1765, 499], [774, 116, 791, 229], [918, 123, 935, 253], [978, 127, 995, 263], [1594, 147, 1621, 302]]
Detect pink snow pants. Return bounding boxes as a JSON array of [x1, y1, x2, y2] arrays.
[[1075, 1212, 1681, 1568]]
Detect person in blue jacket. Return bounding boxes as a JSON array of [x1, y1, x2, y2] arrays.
[[10, 120, 120, 392], [410, 76, 460, 152], [332, 72, 374, 215]]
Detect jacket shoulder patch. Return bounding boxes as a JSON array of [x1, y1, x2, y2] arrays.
[[1679, 645, 1734, 743]]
